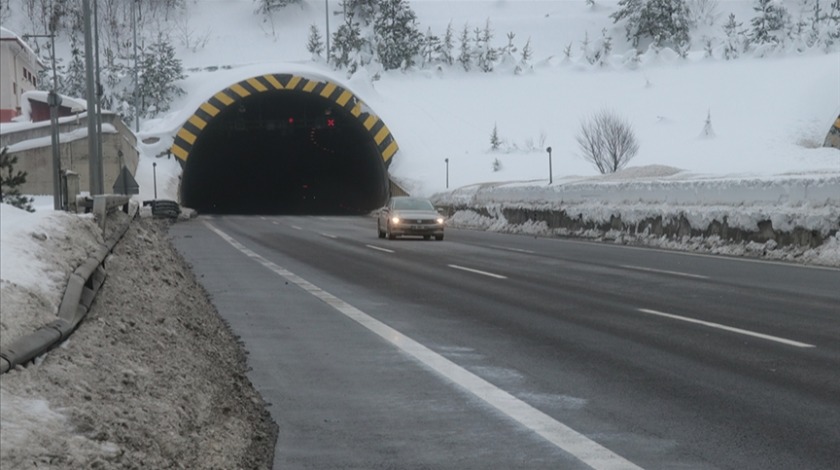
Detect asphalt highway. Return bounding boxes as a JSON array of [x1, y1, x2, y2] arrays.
[[170, 215, 840, 470]]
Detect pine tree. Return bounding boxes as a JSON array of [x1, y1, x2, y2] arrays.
[[595, 28, 613, 66], [723, 13, 745, 59], [0, 147, 35, 212], [137, 35, 186, 117], [458, 23, 472, 71], [749, 0, 789, 45], [257, 0, 302, 15], [441, 21, 455, 66], [373, 0, 422, 70], [520, 37, 533, 63], [611, 0, 691, 49], [331, 15, 364, 70], [476, 19, 498, 72], [307, 24, 325, 58], [343, 0, 378, 25], [490, 123, 502, 150], [611, 0, 645, 46], [826, 0, 840, 46], [63, 30, 87, 99], [421, 27, 441, 67]]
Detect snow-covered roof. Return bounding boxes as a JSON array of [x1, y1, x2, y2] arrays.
[[22, 90, 87, 112], [0, 26, 46, 69]]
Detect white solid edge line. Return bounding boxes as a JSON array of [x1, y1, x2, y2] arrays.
[[205, 221, 643, 470], [637, 308, 815, 348], [366, 244, 395, 253], [448, 264, 508, 279], [621, 265, 709, 280]]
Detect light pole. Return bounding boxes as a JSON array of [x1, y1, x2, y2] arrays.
[[82, 0, 103, 195], [325, 0, 330, 64], [24, 28, 62, 210], [546, 146, 553, 185], [93, 0, 104, 190], [152, 162, 158, 200], [132, 0, 140, 132], [445, 158, 449, 189]]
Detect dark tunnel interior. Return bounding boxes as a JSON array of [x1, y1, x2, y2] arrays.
[[180, 91, 390, 215]]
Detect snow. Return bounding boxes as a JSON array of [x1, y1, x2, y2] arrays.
[[1, 0, 839, 465]]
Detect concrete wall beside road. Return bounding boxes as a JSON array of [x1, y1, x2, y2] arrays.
[[2, 112, 138, 195]]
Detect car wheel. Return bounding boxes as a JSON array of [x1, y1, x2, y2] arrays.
[[387, 224, 396, 240], [435, 234, 444, 241], [377, 222, 385, 238]]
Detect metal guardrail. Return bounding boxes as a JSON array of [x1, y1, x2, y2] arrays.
[[0, 204, 137, 374]]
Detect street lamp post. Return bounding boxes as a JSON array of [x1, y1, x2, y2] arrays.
[[132, 0, 140, 132], [325, 0, 330, 64], [445, 158, 449, 189], [546, 146, 553, 185], [82, 0, 103, 195], [24, 30, 62, 210]]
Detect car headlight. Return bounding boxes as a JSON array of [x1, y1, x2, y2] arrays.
[[436, 217, 445, 224], [391, 216, 401, 224]]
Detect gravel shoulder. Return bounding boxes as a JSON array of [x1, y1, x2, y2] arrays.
[[0, 216, 277, 469]]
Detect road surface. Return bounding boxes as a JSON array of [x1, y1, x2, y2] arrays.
[[171, 215, 840, 470]]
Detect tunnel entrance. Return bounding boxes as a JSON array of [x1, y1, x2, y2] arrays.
[[176, 74, 397, 215]]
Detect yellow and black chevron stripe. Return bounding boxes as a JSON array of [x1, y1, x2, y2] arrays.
[[171, 74, 399, 166]]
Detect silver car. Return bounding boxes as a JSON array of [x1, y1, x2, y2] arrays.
[[377, 196, 445, 240]]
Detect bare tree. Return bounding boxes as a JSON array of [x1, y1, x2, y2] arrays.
[[575, 109, 640, 174]]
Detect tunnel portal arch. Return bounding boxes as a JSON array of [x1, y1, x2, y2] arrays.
[[173, 73, 399, 214]]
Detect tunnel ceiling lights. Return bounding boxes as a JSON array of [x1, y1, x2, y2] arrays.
[[171, 73, 399, 167]]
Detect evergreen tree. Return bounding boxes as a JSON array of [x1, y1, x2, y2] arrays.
[[458, 23, 472, 71], [331, 15, 364, 71], [137, 35, 185, 117], [441, 22, 455, 66], [307, 24, 325, 58], [611, 0, 645, 45], [520, 37, 533, 63], [476, 19, 498, 72], [420, 27, 441, 67], [373, 0, 422, 70], [611, 0, 691, 49], [63, 30, 87, 99], [342, 0, 378, 25], [723, 13, 746, 59], [257, 0, 302, 15], [0, 147, 35, 213], [826, 0, 840, 45], [595, 28, 613, 66], [749, 0, 789, 45], [807, 0, 826, 47], [490, 123, 502, 150]]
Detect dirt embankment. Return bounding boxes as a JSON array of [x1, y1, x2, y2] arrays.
[[0, 217, 277, 469]]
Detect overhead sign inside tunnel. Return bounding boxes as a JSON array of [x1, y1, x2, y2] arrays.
[[171, 73, 399, 166]]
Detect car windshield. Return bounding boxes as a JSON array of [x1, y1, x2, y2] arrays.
[[392, 198, 435, 211]]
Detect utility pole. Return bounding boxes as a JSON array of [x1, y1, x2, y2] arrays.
[[24, 24, 62, 209], [82, 0, 103, 195], [132, 0, 140, 132], [325, 0, 330, 64], [93, 0, 104, 190]]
